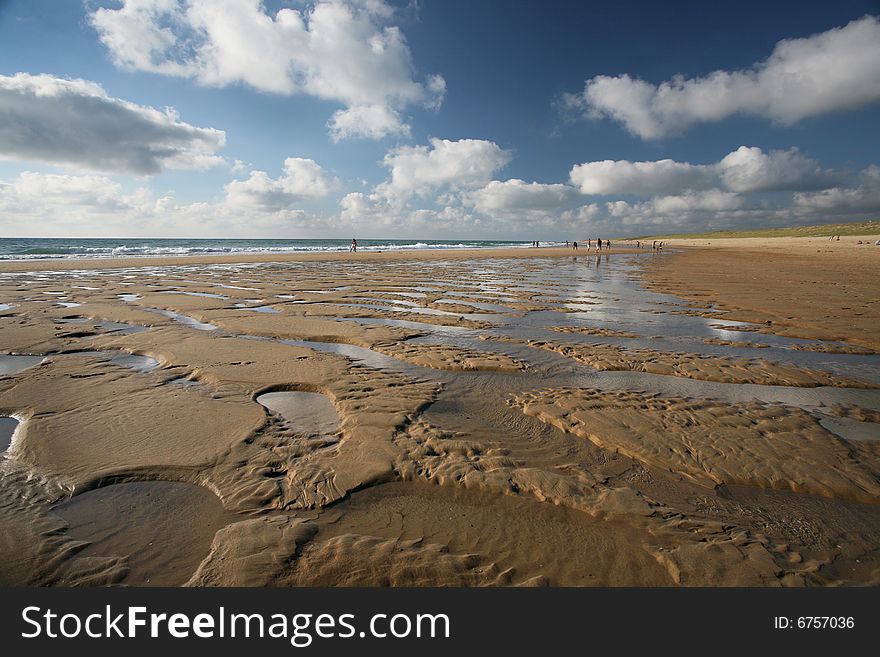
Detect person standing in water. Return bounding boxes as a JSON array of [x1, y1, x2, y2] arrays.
[[596, 238, 602, 253], [350, 238, 358, 252]]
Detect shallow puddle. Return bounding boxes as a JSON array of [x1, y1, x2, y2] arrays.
[[0, 416, 19, 451], [108, 352, 160, 373], [53, 481, 232, 586], [818, 415, 880, 442], [256, 390, 340, 436], [161, 290, 228, 299], [0, 354, 43, 375], [67, 350, 160, 373], [146, 308, 217, 331]]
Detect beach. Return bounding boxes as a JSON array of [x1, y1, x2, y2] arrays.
[[0, 237, 878, 586]]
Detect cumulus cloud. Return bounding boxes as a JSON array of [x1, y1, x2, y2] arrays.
[[466, 179, 573, 215], [377, 138, 512, 199], [599, 192, 750, 229], [0, 171, 134, 212], [570, 158, 715, 195], [570, 146, 836, 196], [0, 161, 339, 237], [90, 0, 444, 140], [328, 104, 409, 142], [717, 146, 838, 192], [0, 72, 225, 175], [224, 157, 339, 211], [793, 165, 880, 215], [650, 190, 744, 214], [565, 15, 880, 139]]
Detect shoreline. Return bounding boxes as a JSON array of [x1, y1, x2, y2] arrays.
[[0, 245, 640, 272]]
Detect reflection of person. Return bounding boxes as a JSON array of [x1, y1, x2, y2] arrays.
[[350, 238, 358, 252]]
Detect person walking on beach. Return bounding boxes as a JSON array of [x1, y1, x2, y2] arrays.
[[606, 239, 611, 250], [350, 238, 357, 252], [596, 238, 602, 253], [572, 241, 578, 250]]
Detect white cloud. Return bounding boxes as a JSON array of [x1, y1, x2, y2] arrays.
[[0, 164, 336, 238], [570, 146, 836, 196], [650, 190, 743, 214], [565, 15, 880, 139], [561, 203, 601, 222], [599, 192, 749, 229], [377, 137, 512, 199], [0, 171, 134, 212], [570, 158, 714, 195], [718, 146, 837, 192], [466, 179, 573, 215], [793, 165, 880, 215], [0, 72, 225, 175], [328, 104, 409, 142], [224, 157, 339, 211], [91, 0, 444, 140]]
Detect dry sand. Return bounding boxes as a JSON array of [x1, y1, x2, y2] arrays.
[[0, 238, 878, 586]]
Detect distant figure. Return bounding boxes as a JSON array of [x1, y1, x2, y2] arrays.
[[652, 240, 657, 252], [587, 239, 591, 249], [836, 235, 840, 241], [636, 240, 641, 249], [658, 241, 663, 252], [350, 238, 357, 252], [565, 240, 569, 247], [606, 239, 611, 250], [596, 238, 602, 253], [572, 241, 578, 250]]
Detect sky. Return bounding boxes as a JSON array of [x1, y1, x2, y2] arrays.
[[0, 0, 879, 240]]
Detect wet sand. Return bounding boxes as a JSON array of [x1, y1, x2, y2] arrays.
[[643, 235, 880, 351], [0, 240, 878, 586]]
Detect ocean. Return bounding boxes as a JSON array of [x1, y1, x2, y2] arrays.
[[0, 237, 554, 260]]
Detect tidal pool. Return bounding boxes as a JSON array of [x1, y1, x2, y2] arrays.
[[0, 416, 19, 452], [256, 390, 340, 437]]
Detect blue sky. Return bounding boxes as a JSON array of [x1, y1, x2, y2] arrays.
[[0, 0, 879, 239]]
